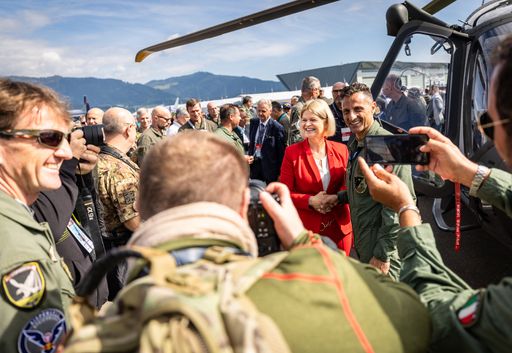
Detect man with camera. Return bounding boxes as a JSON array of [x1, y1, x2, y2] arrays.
[[341, 82, 416, 280], [112, 131, 431, 352], [0, 79, 75, 352], [97, 107, 140, 298], [357, 35, 512, 352]]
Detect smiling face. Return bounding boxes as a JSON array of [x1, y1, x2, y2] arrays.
[[342, 92, 376, 140], [301, 110, 326, 140], [0, 105, 73, 204]]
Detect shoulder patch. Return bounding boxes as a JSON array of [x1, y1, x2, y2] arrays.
[[2, 262, 45, 309], [457, 292, 482, 327], [18, 308, 66, 353], [123, 190, 136, 204]]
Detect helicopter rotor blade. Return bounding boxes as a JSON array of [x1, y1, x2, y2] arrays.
[[135, 0, 339, 63], [421, 0, 457, 15]]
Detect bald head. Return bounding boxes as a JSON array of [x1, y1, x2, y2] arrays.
[[86, 107, 104, 125], [332, 82, 347, 108], [151, 106, 171, 130], [103, 107, 134, 136]]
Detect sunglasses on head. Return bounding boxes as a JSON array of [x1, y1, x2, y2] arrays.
[[0, 129, 70, 148], [477, 111, 511, 141]]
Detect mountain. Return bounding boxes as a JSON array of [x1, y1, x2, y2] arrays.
[[7, 72, 286, 111], [8, 75, 175, 111], [146, 72, 286, 101]]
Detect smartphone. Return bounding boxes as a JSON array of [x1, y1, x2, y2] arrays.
[[364, 134, 429, 165]]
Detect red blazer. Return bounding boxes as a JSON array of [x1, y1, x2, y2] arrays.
[[280, 139, 352, 241]]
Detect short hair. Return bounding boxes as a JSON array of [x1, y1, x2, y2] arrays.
[[341, 82, 374, 100], [492, 35, 512, 134], [0, 79, 70, 130], [271, 101, 282, 111], [300, 99, 336, 137], [301, 76, 321, 92], [242, 96, 252, 105], [219, 104, 239, 121], [175, 106, 189, 118], [257, 98, 272, 109], [385, 74, 402, 92], [186, 98, 201, 110], [137, 107, 148, 117], [139, 131, 249, 220]]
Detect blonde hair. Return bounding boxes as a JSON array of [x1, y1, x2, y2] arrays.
[[300, 99, 336, 137]]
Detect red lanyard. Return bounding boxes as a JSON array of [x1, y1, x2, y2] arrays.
[[454, 182, 461, 251]]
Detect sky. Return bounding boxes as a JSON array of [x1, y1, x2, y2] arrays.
[[0, 0, 485, 84]]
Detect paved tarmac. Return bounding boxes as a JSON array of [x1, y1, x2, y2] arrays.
[[418, 196, 512, 288]]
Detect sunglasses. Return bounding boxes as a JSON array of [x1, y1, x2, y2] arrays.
[[0, 129, 70, 148], [478, 111, 510, 141]]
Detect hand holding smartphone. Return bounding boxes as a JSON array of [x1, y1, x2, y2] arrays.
[[364, 134, 429, 165]]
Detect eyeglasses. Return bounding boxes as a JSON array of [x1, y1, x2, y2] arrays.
[[0, 129, 70, 148], [156, 115, 171, 122], [478, 111, 510, 141]]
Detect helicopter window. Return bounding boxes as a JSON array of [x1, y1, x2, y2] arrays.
[[379, 33, 451, 132]]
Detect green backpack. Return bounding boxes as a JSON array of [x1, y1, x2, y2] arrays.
[[64, 245, 291, 353]]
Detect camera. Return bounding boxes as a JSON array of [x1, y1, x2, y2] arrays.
[[247, 179, 281, 256], [364, 134, 429, 165], [75, 124, 105, 146]]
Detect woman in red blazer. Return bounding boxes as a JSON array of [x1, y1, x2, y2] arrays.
[[280, 99, 353, 254]]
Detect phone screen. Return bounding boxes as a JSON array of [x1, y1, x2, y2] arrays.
[[364, 134, 429, 165]]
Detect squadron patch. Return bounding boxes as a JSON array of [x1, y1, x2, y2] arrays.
[[18, 308, 66, 353], [2, 262, 45, 309], [354, 176, 367, 194]]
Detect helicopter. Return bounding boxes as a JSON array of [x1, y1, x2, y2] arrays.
[[134, 0, 512, 249]]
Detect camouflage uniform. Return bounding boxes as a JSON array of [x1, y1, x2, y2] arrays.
[[346, 121, 416, 280], [288, 96, 306, 145], [399, 168, 512, 352], [178, 118, 217, 133], [0, 191, 74, 352], [214, 126, 245, 156], [136, 127, 165, 166], [97, 145, 140, 235]]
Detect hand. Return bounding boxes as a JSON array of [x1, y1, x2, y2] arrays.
[[309, 191, 331, 214], [357, 157, 414, 212], [69, 129, 87, 159], [409, 126, 478, 186], [369, 256, 390, 275], [245, 155, 254, 165], [76, 145, 100, 175], [260, 182, 305, 249]]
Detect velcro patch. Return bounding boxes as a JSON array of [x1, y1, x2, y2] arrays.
[[18, 308, 66, 353], [457, 292, 482, 327], [2, 262, 45, 309]]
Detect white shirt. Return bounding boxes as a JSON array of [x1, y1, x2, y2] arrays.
[[167, 121, 182, 137], [315, 156, 331, 191]]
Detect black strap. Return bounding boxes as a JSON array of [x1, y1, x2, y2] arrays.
[[100, 145, 138, 172]]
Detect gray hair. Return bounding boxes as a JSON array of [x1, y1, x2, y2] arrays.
[[175, 106, 189, 118], [301, 76, 321, 92], [257, 98, 272, 109], [136, 107, 148, 117]]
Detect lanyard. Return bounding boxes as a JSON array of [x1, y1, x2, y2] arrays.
[[454, 183, 461, 251]]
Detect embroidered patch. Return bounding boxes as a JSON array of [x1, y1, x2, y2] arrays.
[[18, 308, 66, 353], [354, 176, 367, 194], [457, 293, 481, 327], [123, 190, 136, 204], [2, 262, 45, 309]]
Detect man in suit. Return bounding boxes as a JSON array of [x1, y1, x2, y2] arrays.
[[248, 98, 286, 184]]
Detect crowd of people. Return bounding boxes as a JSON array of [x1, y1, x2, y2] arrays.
[[0, 34, 510, 353]]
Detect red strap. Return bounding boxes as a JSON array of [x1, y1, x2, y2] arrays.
[[455, 183, 461, 251]]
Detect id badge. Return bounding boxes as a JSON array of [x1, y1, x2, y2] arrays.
[[255, 144, 262, 158], [341, 127, 352, 142], [67, 219, 94, 254]]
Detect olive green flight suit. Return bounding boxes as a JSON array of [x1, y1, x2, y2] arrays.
[[214, 126, 245, 156], [0, 191, 74, 352], [347, 121, 416, 280], [399, 168, 512, 352], [136, 126, 166, 166]]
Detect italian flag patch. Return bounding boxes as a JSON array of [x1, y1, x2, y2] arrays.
[[457, 293, 480, 326]]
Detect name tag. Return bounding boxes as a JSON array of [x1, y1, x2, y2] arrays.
[[67, 219, 94, 254], [255, 144, 262, 158], [341, 127, 352, 142]]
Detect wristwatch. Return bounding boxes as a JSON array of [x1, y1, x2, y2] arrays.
[[469, 165, 490, 197]]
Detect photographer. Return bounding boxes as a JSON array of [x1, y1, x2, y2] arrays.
[[357, 36, 512, 352], [108, 131, 430, 352], [32, 129, 108, 308]]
